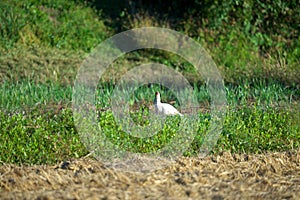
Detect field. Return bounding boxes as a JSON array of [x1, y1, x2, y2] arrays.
[[1, 151, 300, 199], [0, 0, 300, 199]]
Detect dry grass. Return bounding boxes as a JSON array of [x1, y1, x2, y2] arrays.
[[1, 149, 299, 200]]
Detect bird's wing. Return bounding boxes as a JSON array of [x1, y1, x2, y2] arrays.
[[162, 103, 181, 115]]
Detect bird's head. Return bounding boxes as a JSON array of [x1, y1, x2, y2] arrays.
[[154, 91, 161, 104]]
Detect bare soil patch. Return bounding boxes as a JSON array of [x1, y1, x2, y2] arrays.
[[1, 150, 299, 200]]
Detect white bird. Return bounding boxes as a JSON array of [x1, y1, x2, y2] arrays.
[[154, 91, 183, 116]]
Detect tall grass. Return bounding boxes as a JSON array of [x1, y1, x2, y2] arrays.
[[0, 81, 72, 110]]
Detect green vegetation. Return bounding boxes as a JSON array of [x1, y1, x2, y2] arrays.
[[0, 81, 299, 164], [0, 0, 109, 51], [0, 0, 299, 165]]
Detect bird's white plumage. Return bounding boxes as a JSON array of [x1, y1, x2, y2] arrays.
[[154, 92, 183, 116]]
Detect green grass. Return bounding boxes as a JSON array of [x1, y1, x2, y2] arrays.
[[0, 0, 299, 165], [0, 0, 110, 51], [0, 80, 299, 164], [1, 0, 299, 87], [0, 109, 86, 164], [218, 105, 300, 154], [0, 81, 72, 110]]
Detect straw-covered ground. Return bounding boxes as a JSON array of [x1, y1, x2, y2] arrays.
[[1, 149, 299, 200]]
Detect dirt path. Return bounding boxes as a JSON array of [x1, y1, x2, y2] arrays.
[[1, 150, 299, 200]]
